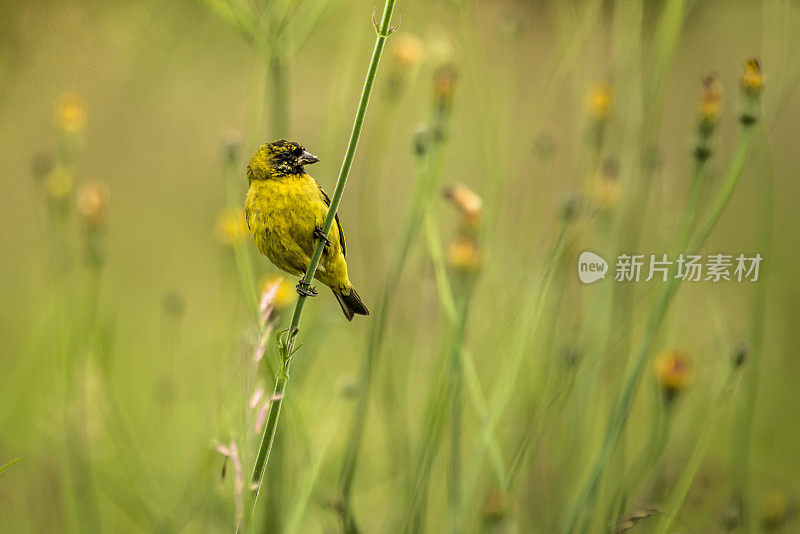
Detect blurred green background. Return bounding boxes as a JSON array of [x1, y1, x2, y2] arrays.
[[1, 0, 800, 532]]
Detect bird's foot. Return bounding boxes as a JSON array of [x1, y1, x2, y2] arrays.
[[313, 226, 332, 250], [296, 280, 318, 297]]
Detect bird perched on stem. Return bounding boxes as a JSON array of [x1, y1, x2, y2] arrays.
[[245, 140, 369, 321]]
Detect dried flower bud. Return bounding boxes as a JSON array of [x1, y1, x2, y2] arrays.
[[55, 93, 87, 134], [443, 183, 482, 227], [433, 64, 458, 110], [214, 207, 249, 247], [733, 342, 749, 368], [587, 82, 613, 122], [77, 181, 110, 228], [413, 126, 431, 156], [482, 488, 508, 525], [721, 495, 743, 531], [655, 349, 693, 400], [560, 193, 579, 222], [699, 75, 722, 131], [694, 75, 722, 160]]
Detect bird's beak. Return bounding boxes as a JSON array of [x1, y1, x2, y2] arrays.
[[298, 151, 320, 166]]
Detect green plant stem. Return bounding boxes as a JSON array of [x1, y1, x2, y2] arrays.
[[268, 47, 289, 138], [560, 124, 754, 533], [424, 210, 508, 493], [448, 290, 471, 534], [337, 90, 451, 531], [731, 139, 773, 533], [654, 368, 742, 533], [245, 2, 397, 529]]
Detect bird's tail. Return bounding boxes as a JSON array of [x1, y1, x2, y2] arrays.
[[332, 286, 369, 321]]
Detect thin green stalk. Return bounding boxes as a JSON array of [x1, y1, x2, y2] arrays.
[[731, 139, 774, 533], [448, 291, 471, 534], [0, 456, 25, 477], [560, 124, 755, 534], [285, 404, 341, 534], [654, 367, 742, 533], [424, 212, 508, 492], [461, 220, 569, 502], [337, 84, 452, 529], [268, 47, 289, 138], [245, 2, 397, 529]]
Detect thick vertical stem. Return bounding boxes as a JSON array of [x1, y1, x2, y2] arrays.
[[245, 2, 397, 529]]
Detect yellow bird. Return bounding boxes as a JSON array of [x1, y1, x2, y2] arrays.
[[245, 140, 369, 321]]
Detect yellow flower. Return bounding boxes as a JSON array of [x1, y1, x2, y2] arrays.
[[259, 275, 296, 312], [655, 349, 693, 397], [77, 181, 110, 228], [587, 82, 613, 121], [447, 237, 481, 273], [391, 33, 424, 70], [387, 34, 424, 97], [44, 165, 74, 200], [214, 207, 248, 247], [741, 58, 764, 97], [55, 93, 87, 134], [761, 490, 789, 530]]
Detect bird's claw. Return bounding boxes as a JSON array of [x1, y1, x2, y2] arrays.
[[313, 226, 332, 247], [296, 280, 318, 297]]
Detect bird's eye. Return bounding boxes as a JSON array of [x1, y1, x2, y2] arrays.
[[292, 147, 303, 157]]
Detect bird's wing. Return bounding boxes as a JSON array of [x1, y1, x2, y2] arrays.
[[316, 183, 346, 258]]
